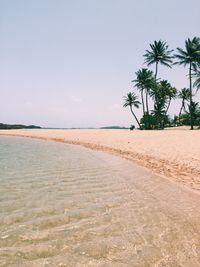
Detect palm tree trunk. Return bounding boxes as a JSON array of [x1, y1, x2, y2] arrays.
[[141, 90, 145, 116], [166, 98, 171, 115], [189, 62, 193, 130], [155, 62, 158, 81], [145, 89, 150, 129], [141, 89, 147, 129], [178, 103, 184, 117], [130, 106, 141, 129], [145, 89, 149, 115], [179, 102, 184, 124]]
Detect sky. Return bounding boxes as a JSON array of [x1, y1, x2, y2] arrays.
[[1, 0, 200, 128]]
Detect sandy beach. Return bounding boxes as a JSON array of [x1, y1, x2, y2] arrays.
[[0, 128, 200, 191]]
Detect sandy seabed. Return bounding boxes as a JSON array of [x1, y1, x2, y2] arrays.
[[0, 128, 200, 192]]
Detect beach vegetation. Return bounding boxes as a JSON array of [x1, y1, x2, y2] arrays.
[[123, 92, 141, 129], [143, 40, 173, 80], [0, 123, 41, 129], [178, 88, 191, 118], [174, 37, 200, 129], [124, 37, 200, 130]]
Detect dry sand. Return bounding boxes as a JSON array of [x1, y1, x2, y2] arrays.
[[0, 128, 200, 191]]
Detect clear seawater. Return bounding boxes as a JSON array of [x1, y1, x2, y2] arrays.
[[1, 136, 200, 267]]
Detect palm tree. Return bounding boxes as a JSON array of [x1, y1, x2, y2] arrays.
[[123, 92, 141, 128], [150, 80, 168, 107], [132, 69, 146, 116], [174, 37, 200, 129], [151, 101, 166, 129], [149, 80, 176, 128], [143, 40, 173, 80], [178, 88, 191, 118], [163, 82, 177, 114], [188, 101, 200, 126], [131, 68, 154, 116]]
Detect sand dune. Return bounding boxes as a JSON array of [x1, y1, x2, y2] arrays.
[[0, 128, 200, 191]]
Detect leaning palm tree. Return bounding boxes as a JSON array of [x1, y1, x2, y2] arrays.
[[123, 92, 141, 128], [161, 81, 177, 114], [143, 40, 173, 80], [174, 37, 200, 129], [131, 69, 146, 116], [131, 68, 155, 116], [178, 88, 191, 118]]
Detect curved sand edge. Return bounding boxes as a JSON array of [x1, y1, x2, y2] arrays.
[[0, 129, 200, 191]]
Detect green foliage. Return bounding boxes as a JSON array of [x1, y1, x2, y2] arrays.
[[143, 40, 173, 68], [140, 113, 169, 130], [123, 92, 141, 109], [174, 37, 200, 68], [140, 113, 156, 129], [193, 70, 200, 91], [179, 113, 191, 125], [100, 126, 128, 129], [178, 102, 200, 126], [131, 68, 155, 120], [123, 92, 141, 128], [124, 37, 200, 130], [132, 68, 155, 91], [174, 37, 200, 129]]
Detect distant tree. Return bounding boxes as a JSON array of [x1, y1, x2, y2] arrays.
[[143, 40, 173, 80], [174, 37, 200, 129], [123, 92, 141, 128]]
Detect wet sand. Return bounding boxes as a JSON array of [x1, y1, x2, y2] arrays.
[[0, 129, 200, 191]]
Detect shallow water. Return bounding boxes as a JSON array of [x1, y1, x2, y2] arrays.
[[1, 136, 200, 267]]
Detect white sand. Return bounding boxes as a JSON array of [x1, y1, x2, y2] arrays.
[[1, 128, 200, 191]]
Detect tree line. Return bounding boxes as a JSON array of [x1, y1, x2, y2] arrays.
[[123, 38, 200, 130]]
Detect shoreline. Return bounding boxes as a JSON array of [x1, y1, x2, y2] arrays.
[[0, 129, 200, 192]]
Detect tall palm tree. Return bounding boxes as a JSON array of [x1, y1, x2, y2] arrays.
[[143, 40, 173, 80], [174, 37, 200, 129], [123, 92, 141, 128], [178, 88, 191, 118], [131, 68, 154, 116]]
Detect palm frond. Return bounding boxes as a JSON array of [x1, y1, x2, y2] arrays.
[[143, 40, 173, 68]]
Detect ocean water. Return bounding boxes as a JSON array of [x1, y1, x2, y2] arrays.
[[1, 136, 200, 267]]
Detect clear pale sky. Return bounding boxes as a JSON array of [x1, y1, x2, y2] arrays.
[[1, 0, 200, 128]]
